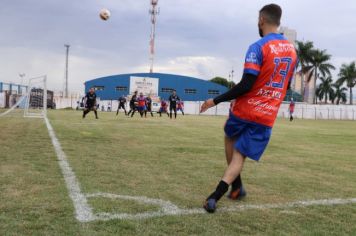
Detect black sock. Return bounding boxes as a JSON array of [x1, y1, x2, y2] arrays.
[[207, 180, 229, 201], [231, 175, 242, 191], [94, 110, 98, 118], [83, 110, 89, 118]]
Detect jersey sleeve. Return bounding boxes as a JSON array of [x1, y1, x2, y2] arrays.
[[243, 43, 263, 76]]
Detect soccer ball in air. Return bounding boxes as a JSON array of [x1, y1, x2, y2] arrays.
[[99, 9, 111, 21]]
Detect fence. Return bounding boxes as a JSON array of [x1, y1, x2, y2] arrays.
[[47, 98, 356, 121], [277, 103, 356, 121]]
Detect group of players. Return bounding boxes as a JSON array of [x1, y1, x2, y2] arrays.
[[82, 88, 184, 119]]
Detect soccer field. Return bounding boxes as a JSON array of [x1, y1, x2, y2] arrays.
[[1, 110, 356, 235]]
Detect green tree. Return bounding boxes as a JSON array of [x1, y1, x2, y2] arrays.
[[336, 61, 356, 105], [296, 40, 314, 101], [210, 77, 235, 88], [315, 76, 334, 104], [305, 49, 335, 104], [331, 83, 347, 105]]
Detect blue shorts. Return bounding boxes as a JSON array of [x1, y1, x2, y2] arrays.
[[138, 106, 146, 112], [224, 112, 272, 161]]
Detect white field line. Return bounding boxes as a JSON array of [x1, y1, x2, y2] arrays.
[[0, 95, 26, 117], [86, 192, 356, 221], [44, 117, 356, 222], [44, 117, 95, 222]]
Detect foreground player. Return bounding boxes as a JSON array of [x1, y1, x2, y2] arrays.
[[83, 88, 99, 119], [168, 90, 180, 119], [200, 4, 297, 213], [116, 95, 127, 116]]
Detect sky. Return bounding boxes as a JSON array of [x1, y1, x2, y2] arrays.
[[1, 0, 356, 94]]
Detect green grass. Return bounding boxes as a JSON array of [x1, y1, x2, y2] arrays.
[[1, 110, 356, 235]]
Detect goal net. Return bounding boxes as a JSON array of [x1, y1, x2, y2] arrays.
[[24, 75, 47, 118]]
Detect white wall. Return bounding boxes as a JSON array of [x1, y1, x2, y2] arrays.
[[0, 92, 5, 108], [54, 98, 356, 121]]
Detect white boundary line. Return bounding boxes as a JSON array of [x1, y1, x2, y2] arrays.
[[44, 117, 356, 222], [0, 95, 26, 117], [44, 117, 95, 222]]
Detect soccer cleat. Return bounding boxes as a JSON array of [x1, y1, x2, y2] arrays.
[[203, 199, 216, 213], [228, 186, 247, 200]]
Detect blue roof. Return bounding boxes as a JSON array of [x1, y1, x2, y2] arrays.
[[84, 73, 228, 101]]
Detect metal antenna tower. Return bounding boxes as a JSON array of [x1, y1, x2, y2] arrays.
[[149, 0, 159, 73]]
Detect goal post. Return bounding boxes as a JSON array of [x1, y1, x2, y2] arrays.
[[24, 75, 47, 118]]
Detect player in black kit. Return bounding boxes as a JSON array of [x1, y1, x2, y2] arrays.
[[116, 95, 127, 116], [168, 90, 180, 119], [127, 91, 138, 117], [83, 88, 98, 119], [145, 95, 154, 117]]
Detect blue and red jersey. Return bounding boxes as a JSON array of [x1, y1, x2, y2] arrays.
[[177, 101, 184, 109], [231, 33, 298, 127], [137, 96, 146, 107], [289, 101, 295, 112], [161, 100, 167, 108]]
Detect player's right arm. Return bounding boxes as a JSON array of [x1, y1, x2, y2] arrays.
[[200, 74, 257, 113], [83, 93, 88, 107], [200, 43, 262, 113]]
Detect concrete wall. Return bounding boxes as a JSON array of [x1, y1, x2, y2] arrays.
[[77, 100, 356, 121]]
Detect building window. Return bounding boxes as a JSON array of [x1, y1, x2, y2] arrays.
[[115, 86, 127, 91], [184, 89, 197, 94], [161, 88, 175, 93], [93, 86, 104, 91], [208, 89, 220, 95]]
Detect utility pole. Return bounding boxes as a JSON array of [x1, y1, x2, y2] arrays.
[[19, 73, 26, 95], [149, 0, 159, 73], [64, 44, 70, 98], [229, 69, 234, 88]]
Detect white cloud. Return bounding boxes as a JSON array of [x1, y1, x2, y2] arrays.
[[1, 0, 356, 95]]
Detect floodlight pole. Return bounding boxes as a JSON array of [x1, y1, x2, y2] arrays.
[[19, 73, 26, 95], [64, 44, 70, 98], [149, 0, 159, 73]]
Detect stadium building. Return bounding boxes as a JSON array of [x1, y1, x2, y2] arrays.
[[84, 73, 229, 101]]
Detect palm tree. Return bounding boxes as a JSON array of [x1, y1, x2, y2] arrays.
[[337, 61, 356, 105], [316, 76, 334, 104], [315, 87, 322, 104], [295, 41, 314, 101], [305, 49, 335, 104], [331, 83, 347, 105]]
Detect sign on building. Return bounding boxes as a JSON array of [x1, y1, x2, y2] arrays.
[[129, 76, 159, 96]]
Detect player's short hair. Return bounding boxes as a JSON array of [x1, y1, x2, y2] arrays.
[[259, 4, 282, 26]]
